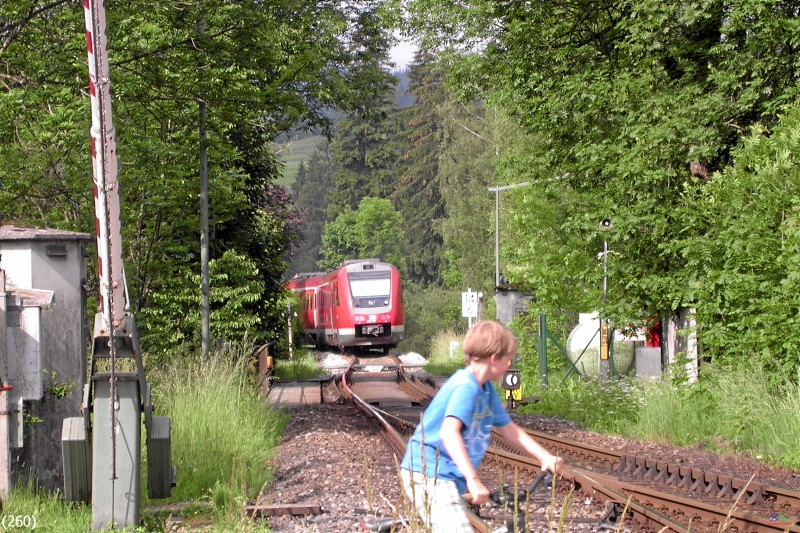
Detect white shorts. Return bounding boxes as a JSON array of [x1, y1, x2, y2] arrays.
[[400, 469, 473, 533]]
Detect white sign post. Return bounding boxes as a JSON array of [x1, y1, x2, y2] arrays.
[[462, 288, 479, 328]]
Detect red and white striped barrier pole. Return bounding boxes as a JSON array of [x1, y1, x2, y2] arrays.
[[84, 0, 125, 330]]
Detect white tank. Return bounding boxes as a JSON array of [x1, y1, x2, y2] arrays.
[[566, 313, 636, 376]]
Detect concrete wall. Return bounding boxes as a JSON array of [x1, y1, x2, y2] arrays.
[[495, 289, 535, 325], [0, 227, 90, 491], [664, 308, 699, 384], [0, 272, 10, 495]]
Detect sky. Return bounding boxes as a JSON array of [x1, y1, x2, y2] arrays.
[[389, 41, 417, 70]]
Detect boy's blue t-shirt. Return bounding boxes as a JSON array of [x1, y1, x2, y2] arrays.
[[400, 368, 511, 493]]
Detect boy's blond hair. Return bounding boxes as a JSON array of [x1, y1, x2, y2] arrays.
[[462, 320, 517, 362]]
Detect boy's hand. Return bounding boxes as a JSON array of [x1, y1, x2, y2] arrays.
[[541, 454, 566, 476], [465, 477, 490, 505]]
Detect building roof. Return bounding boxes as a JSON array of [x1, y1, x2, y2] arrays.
[[16, 288, 55, 308], [0, 224, 91, 242]]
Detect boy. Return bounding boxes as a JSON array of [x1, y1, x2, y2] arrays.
[[400, 320, 566, 532]]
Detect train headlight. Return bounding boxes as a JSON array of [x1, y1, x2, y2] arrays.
[[384, 299, 389, 305], [368, 299, 375, 306]]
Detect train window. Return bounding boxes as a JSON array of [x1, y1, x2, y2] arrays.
[[349, 271, 391, 298]]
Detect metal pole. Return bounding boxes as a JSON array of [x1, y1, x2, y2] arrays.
[[488, 182, 530, 289], [603, 239, 608, 308], [287, 303, 294, 362], [599, 239, 609, 381], [494, 190, 500, 287], [538, 313, 548, 389]]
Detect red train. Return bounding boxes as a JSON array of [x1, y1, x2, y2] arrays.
[[286, 259, 405, 352]]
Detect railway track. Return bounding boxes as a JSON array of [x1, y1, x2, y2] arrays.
[[336, 360, 800, 533]]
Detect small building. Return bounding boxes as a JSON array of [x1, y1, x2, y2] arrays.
[[0, 224, 91, 493], [494, 285, 535, 325]]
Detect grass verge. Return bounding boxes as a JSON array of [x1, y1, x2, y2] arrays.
[[3, 346, 288, 532], [423, 330, 465, 376], [273, 349, 324, 381]]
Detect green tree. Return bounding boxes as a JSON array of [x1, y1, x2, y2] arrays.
[[677, 106, 800, 381], [320, 197, 406, 271], [391, 48, 446, 285], [404, 0, 800, 333], [436, 99, 497, 295], [327, 8, 401, 216], [140, 249, 263, 361], [289, 144, 333, 276]]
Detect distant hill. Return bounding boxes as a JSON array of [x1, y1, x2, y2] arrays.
[[274, 134, 326, 187], [276, 71, 413, 186], [394, 69, 414, 108]]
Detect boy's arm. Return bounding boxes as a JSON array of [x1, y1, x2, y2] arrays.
[[440, 416, 491, 504], [495, 422, 566, 475]]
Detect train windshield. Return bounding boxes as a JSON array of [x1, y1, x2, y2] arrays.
[[349, 271, 391, 298]]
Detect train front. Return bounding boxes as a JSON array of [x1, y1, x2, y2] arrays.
[[337, 260, 404, 352]]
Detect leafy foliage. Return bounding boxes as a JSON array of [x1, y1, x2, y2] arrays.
[[400, 0, 800, 382], [319, 197, 406, 271], [289, 144, 333, 276], [0, 0, 400, 356], [399, 283, 465, 354], [326, 7, 403, 216], [140, 250, 263, 361], [676, 107, 800, 380], [435, 99, 498, 296], [390, 49, 446, 285]]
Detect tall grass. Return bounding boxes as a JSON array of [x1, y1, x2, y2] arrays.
[[2, 481, 90, 533], [273, 349, 323, 380], [155, 351, 289, 503], [524, 375, 644, 434], [629, 365, 800, 467], [423, 330, 465, 376], [2, 347, 287, 532]]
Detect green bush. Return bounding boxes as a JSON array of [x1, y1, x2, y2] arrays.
[[524, 362, 800, 469], [400, 283, 466, 354]]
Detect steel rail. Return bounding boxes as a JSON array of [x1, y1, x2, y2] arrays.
[[521, 426, 800, 513]]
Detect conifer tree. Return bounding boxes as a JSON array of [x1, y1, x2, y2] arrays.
[[289, 145, 333, 275], [326, 9, 401, 218], [391, 48, 446, 285]]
